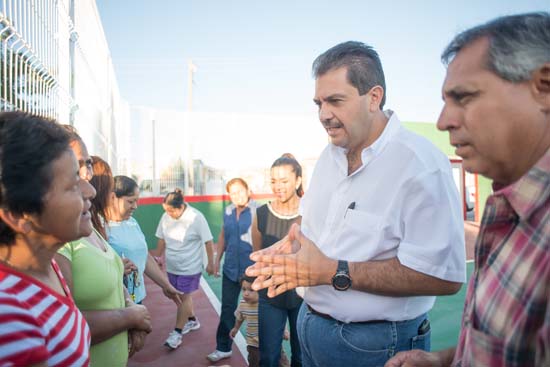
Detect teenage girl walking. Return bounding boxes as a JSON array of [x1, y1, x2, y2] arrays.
[[153, 188, 214, 349]]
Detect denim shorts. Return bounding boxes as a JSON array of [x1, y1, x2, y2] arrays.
[[297, 303, 430, 367], [167, 272, 201, 293]]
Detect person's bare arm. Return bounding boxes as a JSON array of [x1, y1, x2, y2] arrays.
[[122, 257, 137, 275], [144, 253, 183, 306], [230, 317, 244, 338], [247, 224, 461, 297], [349, 258, 461, 296], [54, 253, 152, 345], [384, 347, 456, 367], [82, 304, 152, 345], [128, 329, 148, 357], [150, 238, 166, 258], [205, 240, 214, 275], [251, 214, 262, 252]]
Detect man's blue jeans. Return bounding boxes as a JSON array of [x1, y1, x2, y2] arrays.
[[297, 303, 430, 367], [259, 297, 302, 367]]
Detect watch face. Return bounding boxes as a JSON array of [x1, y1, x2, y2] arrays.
[[332, 273, 351, 291]]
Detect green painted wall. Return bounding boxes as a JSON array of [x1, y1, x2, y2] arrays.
[[404, 121, 491, 216], [403, 122, 455, 156], [133, 204, 164, 248], [428, 262, 473, 350], [477, 175, 492, 221]]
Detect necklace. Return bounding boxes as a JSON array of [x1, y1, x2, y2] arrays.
[[269, 201, 300, 218]]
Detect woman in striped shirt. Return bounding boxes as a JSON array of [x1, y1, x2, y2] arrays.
[[0, 112, 95, 366]]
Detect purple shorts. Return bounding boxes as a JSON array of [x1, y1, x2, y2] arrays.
[[168, 272, 201, 293]]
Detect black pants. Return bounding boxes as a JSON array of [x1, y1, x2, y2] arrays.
[[215, 273, 241, 352]]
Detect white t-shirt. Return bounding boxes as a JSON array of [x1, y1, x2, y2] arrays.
[[155, 204, 213, 275], [300, 111, 466, 322]]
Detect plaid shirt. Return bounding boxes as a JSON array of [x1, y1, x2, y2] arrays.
[[453, 148, 550, 367]]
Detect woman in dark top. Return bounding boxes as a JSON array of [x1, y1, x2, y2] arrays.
[[252, 154, 303, 367]]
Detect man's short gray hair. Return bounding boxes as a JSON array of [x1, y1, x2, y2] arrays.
[[442, 12, 550, 82]]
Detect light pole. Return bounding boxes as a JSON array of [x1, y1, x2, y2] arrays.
[[187, 60, 197, 111], [152, 118, 159, 194], [185, 59, 197, 195]]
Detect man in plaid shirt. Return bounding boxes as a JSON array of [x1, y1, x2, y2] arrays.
[[386, 12, 550, 367]]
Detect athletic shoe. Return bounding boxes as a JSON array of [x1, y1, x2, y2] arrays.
[[182, 319, 201, 334], [206, 349, 232, 362], [164, 330, 182, 349]]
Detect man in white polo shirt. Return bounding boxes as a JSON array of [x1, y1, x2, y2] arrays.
[[247, 41, 466, 367]]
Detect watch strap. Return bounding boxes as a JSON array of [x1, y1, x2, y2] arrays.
[[337, 260, 349, 273], [332, 260, 352, 291]]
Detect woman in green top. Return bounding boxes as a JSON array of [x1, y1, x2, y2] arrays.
[[55, 127, 152, 366]]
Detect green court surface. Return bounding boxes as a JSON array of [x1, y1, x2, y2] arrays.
[[428, 262, 473, 350]]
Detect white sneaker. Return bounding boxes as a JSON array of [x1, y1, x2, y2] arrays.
[[206, 349, 232, 362], [182, 319, 201, 334], [164, 330, 182, 349]]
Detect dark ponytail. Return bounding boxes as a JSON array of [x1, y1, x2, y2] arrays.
[[90, 156, 113, 239], [164, 188, 185, 209], [271, 153, 304, 197]]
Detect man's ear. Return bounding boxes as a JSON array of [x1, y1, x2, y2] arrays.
[[367, 85, 385, 112], [531, 63, 550, 110], [0, 208, 30, 234]]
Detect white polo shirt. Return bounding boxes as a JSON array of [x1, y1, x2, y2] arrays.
[[156, 204, 213, 275], [300, 111, 466, 322]]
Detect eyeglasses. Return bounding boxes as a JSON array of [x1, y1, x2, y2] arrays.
[[79, 158, 93, 169], [78, 158, 94, 180]]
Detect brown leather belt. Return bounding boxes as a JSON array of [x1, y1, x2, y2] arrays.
[[307, 304, 385, 324]]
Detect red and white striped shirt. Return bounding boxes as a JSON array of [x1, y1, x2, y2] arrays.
[[0, 259, 90, 367]]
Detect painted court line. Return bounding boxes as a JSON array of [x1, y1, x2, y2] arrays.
[[200, 277, 249, 362]]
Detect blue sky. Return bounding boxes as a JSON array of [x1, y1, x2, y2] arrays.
[[97, 0, 549, 124]]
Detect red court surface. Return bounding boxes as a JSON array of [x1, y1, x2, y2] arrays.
[[128, 278, 247, 367], [129, 221, 479, 367]]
